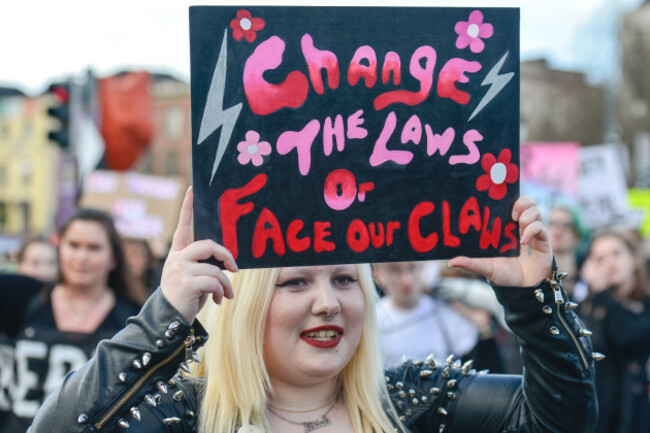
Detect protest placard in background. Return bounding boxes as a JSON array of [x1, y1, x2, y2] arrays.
[[190, 6, 520, 268], [80, 170, 185, 241], [520, 142, 580, 219], [579, 144, 635, 229], [628, 188, 650, 237]]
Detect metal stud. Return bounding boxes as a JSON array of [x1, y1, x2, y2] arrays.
[[430, 387, 440, 395], [118, 372, 127, 382], [420, 369, 433, 378], [411, 398, 419, 406], [445, 354, 454, 366], [413, 359, 423, 366], [438, 407, 448, 416], [398, 390, 406, 398], [192, 352, 201, 364], [478, 369, 489, 374], [442, 366, 451, 378], [133, 359, 142, 369], [177, 370, 186, 381], [447, 391, 456, 400], [421, 395, 428, 403], [173, 390, 184, 401], [453, 359, 461, 368], [409, 389, 416, 397], [405, 410, 412, 416], [385, 376, 390, 383], [165, 330, 174, 339], [534, 289, 544, 303], [163, 417, 182, 426], [557, 272, 568, 281], [118, 418, 129, 428], [387, 384, 394, 391], [168, 378, 176, 387], [549, 326, 560, 335], [168, 321, 180, 331], [461, 360, 474, 375], [447, 379, 457, 389], [77, 414, 88, 424], [185, 410, 195, 419], [395, 381, 404, 390], [156, 339, 164, 348], [144, 394, 156, 407], [593, 352, 606, 361], [579, 328, 593, 337], [399, 416, 406, 422], [130, 407, 141, 421], [154, 394, 162, 404], [157, 381, 168, 394], [542, 305, 552, 315], [425, 354, 438, 367], [142, 352, 152, 367], [565, 302, 579, 311], [179, 362, 191, 374], [439, 424, 446, 433]]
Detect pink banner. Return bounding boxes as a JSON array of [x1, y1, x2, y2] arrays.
[[521, 142, 580, 197]]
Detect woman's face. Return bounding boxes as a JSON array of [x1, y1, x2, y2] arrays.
[[18, 242, 58, 282], [263, 265, 365, 387], [59, 220, 115, 289], [548, 208, 579, 254], [589, 235, 636, 296]]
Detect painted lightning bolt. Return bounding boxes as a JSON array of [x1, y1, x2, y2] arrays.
[[197, 29, 243, 185], [468, 51, 515, 122]]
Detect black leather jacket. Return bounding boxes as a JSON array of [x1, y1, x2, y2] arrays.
[[29, 271, 597, 432]]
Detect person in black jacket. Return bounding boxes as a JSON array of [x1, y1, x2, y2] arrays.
[[580, 230, 650, 433], [2, 209, 141, 433], [28, 190, 598, 433]]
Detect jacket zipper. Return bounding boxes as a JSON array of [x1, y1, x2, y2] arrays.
[[93, 329, 194, 430], [548, 276, 590, 370]]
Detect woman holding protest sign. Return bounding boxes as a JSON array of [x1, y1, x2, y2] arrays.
[[3, 209, 142, 433], [29, 189, 597, 433]]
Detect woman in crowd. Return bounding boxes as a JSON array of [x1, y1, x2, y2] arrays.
[[29, 191, 598, 433], [122, 237, 162, 297], [3, 209, 142, 433], [580, 230, 650, 433], [15, 237, 58, 284]]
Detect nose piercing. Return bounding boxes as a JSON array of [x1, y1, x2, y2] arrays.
[[324, 313, 335, 322]]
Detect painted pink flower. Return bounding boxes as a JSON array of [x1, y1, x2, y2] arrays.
[[230, 9, 265, 42], [455, 10, 494, 53], [476, 149, 518, 200], [237, 130, 271, 166]]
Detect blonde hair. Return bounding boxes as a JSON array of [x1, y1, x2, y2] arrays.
[[195, 264, 404, 433]]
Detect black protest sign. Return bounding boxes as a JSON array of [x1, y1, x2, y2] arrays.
[[190, 6, 520, 268]]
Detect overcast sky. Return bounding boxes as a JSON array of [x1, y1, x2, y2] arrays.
[[0, 0, 643, 94]]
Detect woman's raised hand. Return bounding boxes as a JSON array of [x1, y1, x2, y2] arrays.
[[160, 187, 238, 323], [448, 197, 553, 288]]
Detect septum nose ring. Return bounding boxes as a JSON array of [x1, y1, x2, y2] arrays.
[[323, 308, 339, 321]]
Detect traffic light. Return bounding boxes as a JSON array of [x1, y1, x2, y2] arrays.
[[46, 83, 70, 149]]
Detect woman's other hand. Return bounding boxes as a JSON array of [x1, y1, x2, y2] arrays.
[[160, 187, 238, 323], [448, 197, 553, 287]]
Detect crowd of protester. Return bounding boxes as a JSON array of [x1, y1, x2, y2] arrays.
[[0, 203, 649, 432]]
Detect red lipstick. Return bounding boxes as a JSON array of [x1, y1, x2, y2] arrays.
[[300, 325, 344, 349]]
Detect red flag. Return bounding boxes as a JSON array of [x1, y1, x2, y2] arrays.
[[99, 72, 152, 170]]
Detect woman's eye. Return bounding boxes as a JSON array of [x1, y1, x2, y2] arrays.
[[275, 278, 306, 288], [333, 275, 357, 286]]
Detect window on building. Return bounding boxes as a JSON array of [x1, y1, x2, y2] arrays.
[[0, 202, 6, 234], [19, 201, 30, 234], [165, 107, 183, 141], [20, 161, 32, 186]]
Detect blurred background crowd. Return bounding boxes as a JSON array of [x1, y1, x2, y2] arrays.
[[2, 1, 650, 432]]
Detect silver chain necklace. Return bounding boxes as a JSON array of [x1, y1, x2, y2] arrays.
[[266, 401, 336, 433]]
